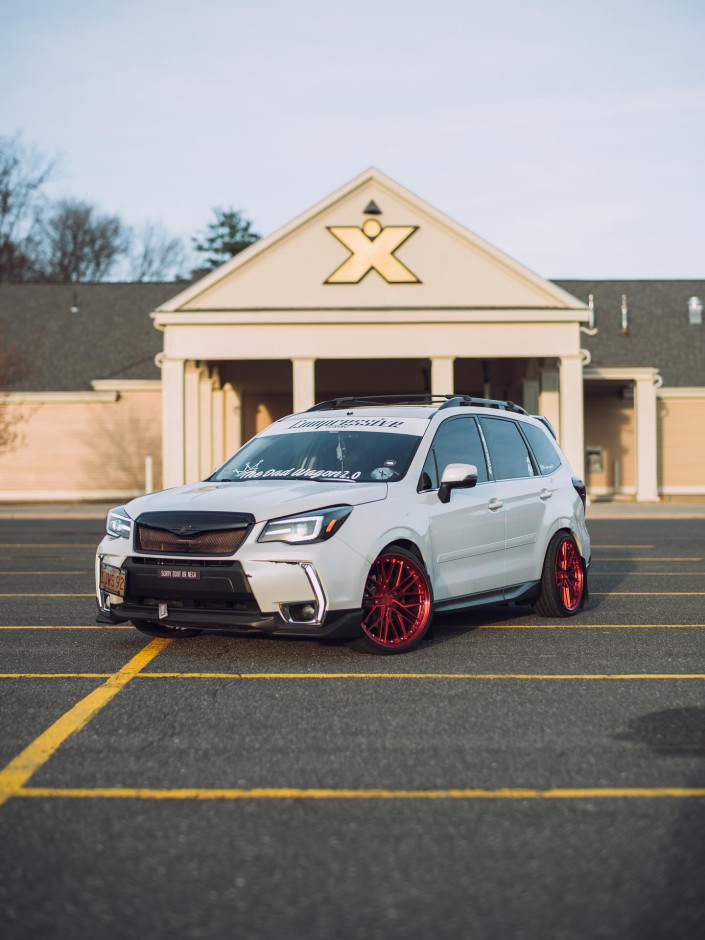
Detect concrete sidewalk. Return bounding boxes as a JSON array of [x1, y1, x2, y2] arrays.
[[1, 499, 704, 520], [586, 500, 705, 519], [0, 502, 116, 520]]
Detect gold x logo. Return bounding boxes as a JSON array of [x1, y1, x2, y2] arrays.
[[325, 218, 420, 284]]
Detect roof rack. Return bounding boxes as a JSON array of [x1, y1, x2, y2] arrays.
[[306, 394, 453, 412], [437, 396, 528, 415], [305, 394, 528, 415]]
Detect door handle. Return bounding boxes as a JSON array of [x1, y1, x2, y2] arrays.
[[488, 498, 503, 511], [540, 489, 552, 500]]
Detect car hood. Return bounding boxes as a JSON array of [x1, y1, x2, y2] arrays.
[[124, 480, 388, 524]]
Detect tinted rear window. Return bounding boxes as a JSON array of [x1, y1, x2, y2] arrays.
[[522, 423, 562, 475]]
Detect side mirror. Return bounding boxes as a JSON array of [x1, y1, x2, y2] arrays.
[[438, 463, 478, 504]]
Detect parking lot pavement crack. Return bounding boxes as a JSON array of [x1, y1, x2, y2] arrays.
[[0, 638, 170, 808]]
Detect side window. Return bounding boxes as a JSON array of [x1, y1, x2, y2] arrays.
[[522, 422, 562, 475], [420, 417, 488, 490], [479, 418, 535, 480]]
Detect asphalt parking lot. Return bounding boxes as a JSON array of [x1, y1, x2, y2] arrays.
[[0, 514, 704, 939]]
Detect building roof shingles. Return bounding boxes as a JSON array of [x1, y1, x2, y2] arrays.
[[554, 280, 705, 387], [0, 282, 182, 391], [1, 279, 703, 391]]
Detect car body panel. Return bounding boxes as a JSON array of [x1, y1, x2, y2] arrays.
[[94, 403, 591, 640]]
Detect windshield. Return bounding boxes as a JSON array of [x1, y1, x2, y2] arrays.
[[212, 430, 422, 483]]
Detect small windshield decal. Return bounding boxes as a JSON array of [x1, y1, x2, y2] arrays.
[[370, 467, 395, 481]]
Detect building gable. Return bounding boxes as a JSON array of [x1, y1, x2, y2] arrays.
[[159, 168, 586, 314]]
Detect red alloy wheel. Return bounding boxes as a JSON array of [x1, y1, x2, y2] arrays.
[[361, 551, 432, 650], [554, 536, 584, 612]]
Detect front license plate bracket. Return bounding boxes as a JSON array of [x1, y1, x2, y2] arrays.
[[99, 562, 126, 599]]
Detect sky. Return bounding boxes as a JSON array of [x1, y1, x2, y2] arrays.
[[2, 0, 704, 278]]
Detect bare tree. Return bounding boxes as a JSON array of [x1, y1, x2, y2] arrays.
[[0, 326, 28, 454], [40, 198, 130, 282], [129, 221, 186, 281], [0, 134, 55, 282]]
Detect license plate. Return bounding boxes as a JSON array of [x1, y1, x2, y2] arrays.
[[157, 568, 201, 581], [99, 562, 126, 599]]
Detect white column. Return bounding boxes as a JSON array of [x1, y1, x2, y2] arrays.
[[184, 361, 205, 483], [212, 385, 225, 469], [199, 371, 214, 478], [539, 362, 560, 437], [635, 376, 659, 502], [292, 358, 316, 413], [161, 357, 185, 489], [522, 378, 540, 414], [559, 355, 585, 479], [223, 383, 242, 454], [431, 357, 455, 396]]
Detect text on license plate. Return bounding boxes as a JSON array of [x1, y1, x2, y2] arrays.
[[99, 563, 126, 598], [158, 569, 201, 580]]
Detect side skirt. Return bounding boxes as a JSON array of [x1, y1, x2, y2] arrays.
[[434, 580, 541, 614]]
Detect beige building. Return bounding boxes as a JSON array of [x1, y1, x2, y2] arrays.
[[1, 169, 703, 501]]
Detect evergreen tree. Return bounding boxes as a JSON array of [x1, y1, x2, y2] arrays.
[[192, 207, 260, 270]]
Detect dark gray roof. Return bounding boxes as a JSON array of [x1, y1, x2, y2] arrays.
[[0, 282, 183, 391], [2, 279, 703, 391], [554, 280, 705, 386]]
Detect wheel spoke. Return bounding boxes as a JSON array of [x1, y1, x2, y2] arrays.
[[361, 552, 431, 649], [554, 537, 583, 612]]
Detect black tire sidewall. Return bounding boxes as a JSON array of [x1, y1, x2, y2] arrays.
[[536, 532, 586, 618]]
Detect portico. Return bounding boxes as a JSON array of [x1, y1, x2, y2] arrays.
[[152, 168, 591, 489]]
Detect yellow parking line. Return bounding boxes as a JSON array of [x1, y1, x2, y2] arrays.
[[0, 623, 703, 632], [136, 672, 705, 680], [0, 674, 112, 678], [2, 672, 705, 680], [0, 544, 96, 548], [590, 572, 705, 576], [592, 592, 705, 596], [0, 638, 170, 808], [0, 625, 132, 629], [0, 593, 94, 597], [0, 572, 88, 575], [477, 623, 705, 629], [10, 786, 705, 801], [590, 558, 702, 562]]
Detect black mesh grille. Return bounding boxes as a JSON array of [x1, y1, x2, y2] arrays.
[[136, 525, 246, 555]]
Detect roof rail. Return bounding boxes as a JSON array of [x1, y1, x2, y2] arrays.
[[305, 394, 458, 412], [305, 394, 528, 415], [532, 415, 557, 438], [436, 396, 528, 415]]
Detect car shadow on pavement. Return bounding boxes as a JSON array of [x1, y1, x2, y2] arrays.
[[616, 708, 705, 937]]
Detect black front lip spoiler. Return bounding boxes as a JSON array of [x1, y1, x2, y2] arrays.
[[96, 603, 362, 640]]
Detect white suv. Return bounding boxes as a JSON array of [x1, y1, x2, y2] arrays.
[[96, 395, 590, 654]]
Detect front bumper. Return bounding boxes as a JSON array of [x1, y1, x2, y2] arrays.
[[95, 534, 368, 640]]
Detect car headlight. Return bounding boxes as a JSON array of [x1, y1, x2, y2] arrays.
[[258, 506, 353, 544], [106, 506, 132, 539]]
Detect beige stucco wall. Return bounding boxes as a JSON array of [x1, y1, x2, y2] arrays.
[[0, 389, 161, 499], [658, 395, 705, 493]]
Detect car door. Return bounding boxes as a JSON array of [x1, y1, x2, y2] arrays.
[[419, 416, 505, 602], [478, 417, 545, 590]]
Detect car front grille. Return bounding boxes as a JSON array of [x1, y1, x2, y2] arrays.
[[135, 525, 247, 555]]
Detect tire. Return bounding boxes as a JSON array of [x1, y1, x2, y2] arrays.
[[534, 532, 587, 618], [132, 619, 203, 639], [353, 547, 433, 654]]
